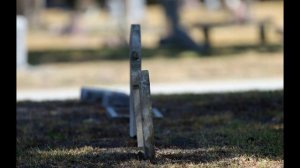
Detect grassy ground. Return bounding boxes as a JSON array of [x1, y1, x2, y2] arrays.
[[17, 90, 283, 167], [17, 49, 283, 90]]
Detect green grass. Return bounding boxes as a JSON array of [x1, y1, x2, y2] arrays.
[[17, 90, 283, 167]]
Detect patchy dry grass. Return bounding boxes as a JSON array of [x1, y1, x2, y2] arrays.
[[17, 90, 283, 167]]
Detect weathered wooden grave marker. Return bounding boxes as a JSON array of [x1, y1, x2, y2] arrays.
[[129, 24, 155, 159], [80, 24, 156, 159], [129, 25, 142, 144], [139, 70, 155, 159]]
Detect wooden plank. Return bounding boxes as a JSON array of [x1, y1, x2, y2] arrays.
[[193, 17, 272, 29], [203, 25, 211, 49], [132, 71, 144, 147], [193, 17, 272, 49], [140, 70, 155, 159], [129, 24, 144, 148], [259, 23, 266, 45]]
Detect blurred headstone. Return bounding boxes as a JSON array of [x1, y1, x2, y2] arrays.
[[204, 0, 221, 10], [182, 0, 201, 9], [17, 0, 45, 29], [62, 0, 98, 35], [17, 16, 28, 69], [127, 0, 146, 24], [107, 0, 127, 44], [107, 0, 126, 28]]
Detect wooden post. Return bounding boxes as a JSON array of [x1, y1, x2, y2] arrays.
[[129, 24, 144, 147], [139, 70, 155, 159], [203, 25, 211, 49], [132, 71, 144, 147], [259, 22, 266, 46]]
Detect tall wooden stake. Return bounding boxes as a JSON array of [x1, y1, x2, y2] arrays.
[[140, 70, 155, 159], [129, 24, 144, 147]]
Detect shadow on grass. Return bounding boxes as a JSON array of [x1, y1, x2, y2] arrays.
[[19, 146, 237, 167], [17, 90, 283, 167], [27, 147, 143, 167], [19, 146, 238, 167], [28, 43, 283, 65]]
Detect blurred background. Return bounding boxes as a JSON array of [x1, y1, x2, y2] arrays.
[[16, 0, 283, 100]]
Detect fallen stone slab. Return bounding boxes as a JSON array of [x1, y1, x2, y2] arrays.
[[80, 87, 163, 119]]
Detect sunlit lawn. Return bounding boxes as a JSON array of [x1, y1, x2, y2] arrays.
[[17, 90, 283, 167]]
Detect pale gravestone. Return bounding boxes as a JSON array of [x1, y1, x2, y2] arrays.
[[107, 0, 145, 45], [107, 0, 126, 26], [127, 0, 146, 24], [17, 16, 28, 69], [108, 0, 145, 25]]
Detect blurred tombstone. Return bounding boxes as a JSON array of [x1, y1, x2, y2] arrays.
[[159, 0, 205, 52], [17, 16, 28, 69], [17, 0, 46, 29], [104, 0, 146, 47], [127, 0, 146, 24], [107, 0, 126, 30], [204, 0, 222, 10], [107, 0, 127, 44], [62, 12, 81, 34], [62, 0, 97, 34], [76, 0, 99, 19], [182, 0, 201, 9]]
